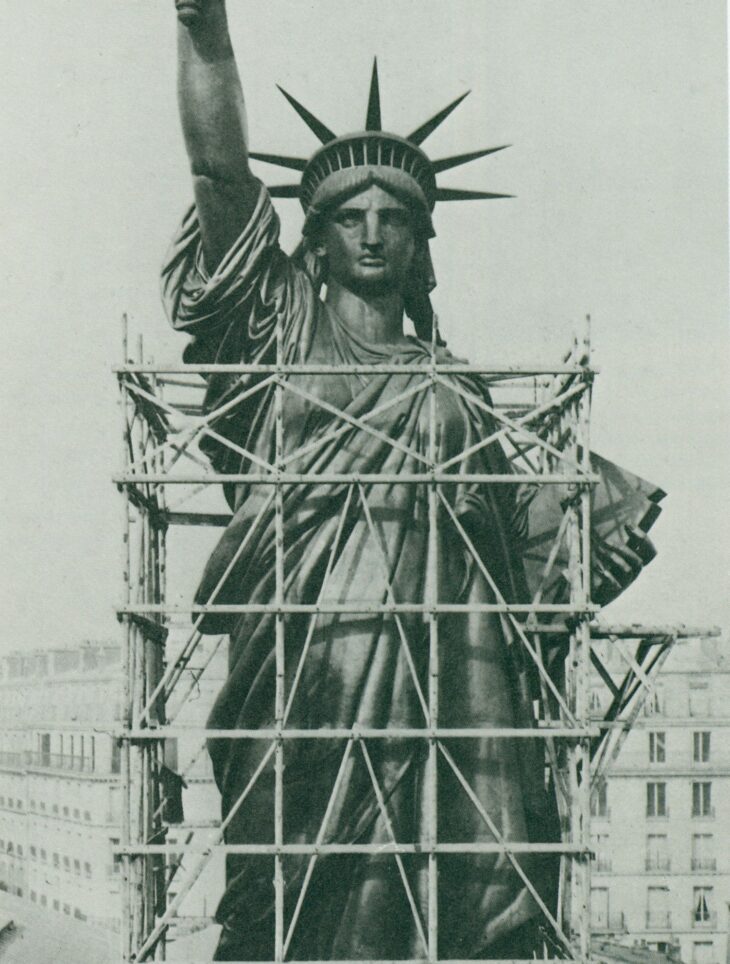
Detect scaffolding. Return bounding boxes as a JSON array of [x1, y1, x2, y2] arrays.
[[114, 315, 707, 964]]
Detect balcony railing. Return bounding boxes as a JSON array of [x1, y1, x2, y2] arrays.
[[691, 807, 715, 820], [0, 751, 24, 769], [646, 911, 672, 929], [691, 857, 717, 872], [592, 912, 626, 933], [646, 856, 671, 872], [646, 808, 670, 819], [595, 858, 612, 872], [25, 752, 94, 774], [591, 807, 611, 820], [692, 912, 717, 929]]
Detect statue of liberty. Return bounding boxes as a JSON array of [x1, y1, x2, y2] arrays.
[[162, 1, 661, 959]]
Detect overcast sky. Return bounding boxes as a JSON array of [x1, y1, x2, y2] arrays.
[[0, 0, 728, 653]]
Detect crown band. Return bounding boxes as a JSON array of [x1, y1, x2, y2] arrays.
[[300, 132, 437, 213]]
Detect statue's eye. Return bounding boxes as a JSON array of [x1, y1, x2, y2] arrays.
[[382, 210, 410, 229], [335, 211, 363, 229]]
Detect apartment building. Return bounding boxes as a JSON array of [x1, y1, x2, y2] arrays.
[[589, 637, 729, 964], [0, 631, 226, 954], [0, 643, 123, 927]]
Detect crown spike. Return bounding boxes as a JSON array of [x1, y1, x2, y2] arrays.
[[365, 58, 382, 131], [276, 86, 336, 144], [406, 91, 470, 146], [249, 151, 308, 172], [268, 185, 301, 198], [435, 187, 513, 201], [432, 145, 510, 173]]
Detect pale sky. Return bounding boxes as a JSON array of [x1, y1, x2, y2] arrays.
[[0, 0, 728, 652]]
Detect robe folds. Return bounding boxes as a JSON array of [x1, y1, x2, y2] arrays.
[[162, 185, 564, 961]]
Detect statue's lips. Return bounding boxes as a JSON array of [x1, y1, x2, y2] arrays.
[[358, 257, 386, 267]]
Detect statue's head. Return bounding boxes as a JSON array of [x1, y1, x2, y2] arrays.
[[251, 62, 510, 337], [300, 162, 439, 328]]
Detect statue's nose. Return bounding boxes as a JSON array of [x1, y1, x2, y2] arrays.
[[363, 213, 383, 246]]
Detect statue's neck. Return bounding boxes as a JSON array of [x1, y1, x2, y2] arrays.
[[325, 280, 408, 345]]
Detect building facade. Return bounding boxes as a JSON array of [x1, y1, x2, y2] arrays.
[[0, 633, 226, 954], [0, 643, 123, 927], [590, 637, 730, 964]]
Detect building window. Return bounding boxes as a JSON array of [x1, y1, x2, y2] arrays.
[[692, 834, 715, 872], [111, 738, 121, 774], [646, 782, 667, 817], [110, 838, 121, 875], [646, 834, 669, 872], [63, 903, 70, 916], [693, 887, 714, 927], [30, 890, 36, 903], [52, 853, 59, 868], [53, 899, 59, 911], [692, 942, 714, 964], [692, 782, 713, 818], [84, 811, 91, 822], [84, 861, 92, 878], [693, 732, 710, 764], [590, 887, 610, 929], [591, 780, 609, 818], [689, 683, 710, 718], [644, 688, 664, 716], [29, 846, 36, 859], [593, 833, 611, 872], [647, 886, 671, 929], [73, 808, 80, 820], [40, 894, 47, 907], [62, 806, 69, 818], [73, 859, 81, 876], [63, 856, 70, 871], [649, 732, 666, 763], [40, 849, 46, 863]]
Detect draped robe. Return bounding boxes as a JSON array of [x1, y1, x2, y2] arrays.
[[162, 186, 563, 961]]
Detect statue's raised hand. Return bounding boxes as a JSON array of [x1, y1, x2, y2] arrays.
[[175, 0, 219, 27]]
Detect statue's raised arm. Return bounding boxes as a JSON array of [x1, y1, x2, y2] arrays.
[[175, 0, 259, 270]]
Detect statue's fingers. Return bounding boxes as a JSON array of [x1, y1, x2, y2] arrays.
[[601, 547, 641, 585], [175, 0, 205, 26], [624, 525, 657, 564]]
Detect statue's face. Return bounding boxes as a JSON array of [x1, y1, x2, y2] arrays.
[[315, 184, 417, 296]]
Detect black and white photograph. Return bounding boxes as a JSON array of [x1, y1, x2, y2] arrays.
[[0, 2, 728, 962]]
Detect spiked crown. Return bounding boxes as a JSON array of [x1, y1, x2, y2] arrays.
[[249, 60, 511, 227]]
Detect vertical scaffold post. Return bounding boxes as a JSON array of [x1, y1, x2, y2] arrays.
[[426, 317, 440, 962], [274, 309, 285, 963], [577, 316, 593, 961], [564, 320, 593, 959], [119, 313, 134, 963]]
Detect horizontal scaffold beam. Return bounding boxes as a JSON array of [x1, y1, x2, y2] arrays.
[[116, 472, 600, 485], [118, 726, 599, 740], [118, 602, 600, 615], [115, 842, 591, 856], [115, 362, 598, 376]]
